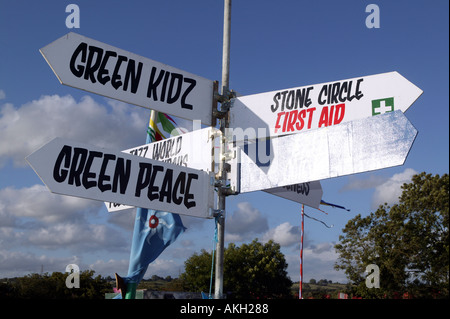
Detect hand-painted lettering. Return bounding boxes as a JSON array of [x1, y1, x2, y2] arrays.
[[134, 163, 198, 209], [283, 183, 310, 196], [69, 42, 143, 94], [274, 108, 316, 133], [271, 86, 313, 112], [184, 173, 198, 209], [53, 145, 72, 183], [147, 67, 197, 110], [69, 42, 198, 112], [318, 103, 345, 128], [98, 154, 116, 192], [82, 151, 103, 189], [152, 136, 183, 161], [269, 78, 365, 135], [318, 79, 364, 105], [53, 145, 131, 195]]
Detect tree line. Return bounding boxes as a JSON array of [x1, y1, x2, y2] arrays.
[[335, 172, 448, 298], [0, 270, 111, 299], [1, 172, 447, 299]]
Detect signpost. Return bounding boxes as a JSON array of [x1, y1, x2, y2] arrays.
[[33, 0, 423, 300], [234, 110, 417, 193], [40, 32, 215, 126], [106, 127, 219, 212], [26, 138, 215, 218], [263, 181, 323, 209], [229, 71, 422, 140]]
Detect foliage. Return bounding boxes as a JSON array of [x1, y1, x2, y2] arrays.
[[292, 280, 348, 299], [0, 270, 112, 299], [137, 274, 185, 291], [180, 239, 293, 299], [334, 172, 449, 298]]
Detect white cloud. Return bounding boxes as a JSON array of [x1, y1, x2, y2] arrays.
[[340, 174, 387, 192], [371, 168, 417, 209], [262, 222, 301, 247], [338, 169, 418, 210], [0, 250, 128, 278], [285, 242, 346, 283], [0, 94, 148, 167], [25, 223, 125, 252], [0, 184, 101, 224], [0, 89, 5, 100], [0, 249, 81, 278], [225, 202, 269, 242], [145, 258, 185, 278], [0, 184, 128, 255], [88, 258, 129, 277], [107, 208, 136, 232]]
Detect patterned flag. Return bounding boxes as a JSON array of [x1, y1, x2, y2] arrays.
[[320, 199, 350, 211], [115, 111, 186, 298]]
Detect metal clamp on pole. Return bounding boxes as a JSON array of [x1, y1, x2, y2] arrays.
[[213, 90, 236, 120], [212, 209, 225, 218]]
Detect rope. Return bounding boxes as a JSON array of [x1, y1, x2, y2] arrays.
[[208, 215, 219, 299], [304, 212, 334, 228]]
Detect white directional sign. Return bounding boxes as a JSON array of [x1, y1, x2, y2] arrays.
[[234, 110, 417, 193], [26, 138, 215, 218], [40, 32, 215, 125], [106, 127, 219, 212], [264, 181, 323, 209], [229, 71, 422, 140]]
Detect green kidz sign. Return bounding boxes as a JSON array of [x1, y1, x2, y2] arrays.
[[372, 97, 394, 116]]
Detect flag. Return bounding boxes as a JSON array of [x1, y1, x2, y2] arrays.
[[115, 110, 186, 298], [320, 199, 350, 211], [124, 210, 185, 284]]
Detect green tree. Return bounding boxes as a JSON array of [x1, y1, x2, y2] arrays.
[[9, 270, 111, 299], [180, 239, 293, 299], [334, 172, 449, 298]]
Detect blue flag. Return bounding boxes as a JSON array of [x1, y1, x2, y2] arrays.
[[125, 209, 185, 284], [115, 111, 186, 297]]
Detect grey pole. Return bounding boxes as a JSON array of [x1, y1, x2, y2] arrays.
[[215, 0, 231, 300], [221, 0, 231, 94]]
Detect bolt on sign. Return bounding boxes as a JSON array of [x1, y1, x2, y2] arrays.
[[232, 111, 418, 193], [105, 127, 219, 212], [26, 138, 215, 218], [40, 32, 215, 125], [229, 71, 422, 140]]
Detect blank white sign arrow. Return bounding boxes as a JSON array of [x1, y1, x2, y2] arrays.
[[235, 110, 417, 193]]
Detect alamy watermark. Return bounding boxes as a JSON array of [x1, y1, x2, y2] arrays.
[[365, 264, 380, 288], [65, 264, 80, 288], [365, 4, 380, 29], [65, 4, 80, 29]]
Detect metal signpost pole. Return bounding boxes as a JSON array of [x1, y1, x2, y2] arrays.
[[299, 204, 304, 299], [215, 0, 232, 300]]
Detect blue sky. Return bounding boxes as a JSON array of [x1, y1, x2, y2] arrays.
[[0, 0, 448, 284]]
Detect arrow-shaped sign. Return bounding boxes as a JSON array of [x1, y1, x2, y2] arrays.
[[105, 127, 219, 212], [40, 32, 215, 125], [233, 110, 417, 193], [26, 138, 215, 218], [263, 181, 323, 209], [229, 71, 422, 140]]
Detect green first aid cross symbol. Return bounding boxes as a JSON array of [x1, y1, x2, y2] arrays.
[[372, 97, 394, 116]]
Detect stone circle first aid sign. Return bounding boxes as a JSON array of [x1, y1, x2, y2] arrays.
[[229, 71, 422, 140]]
